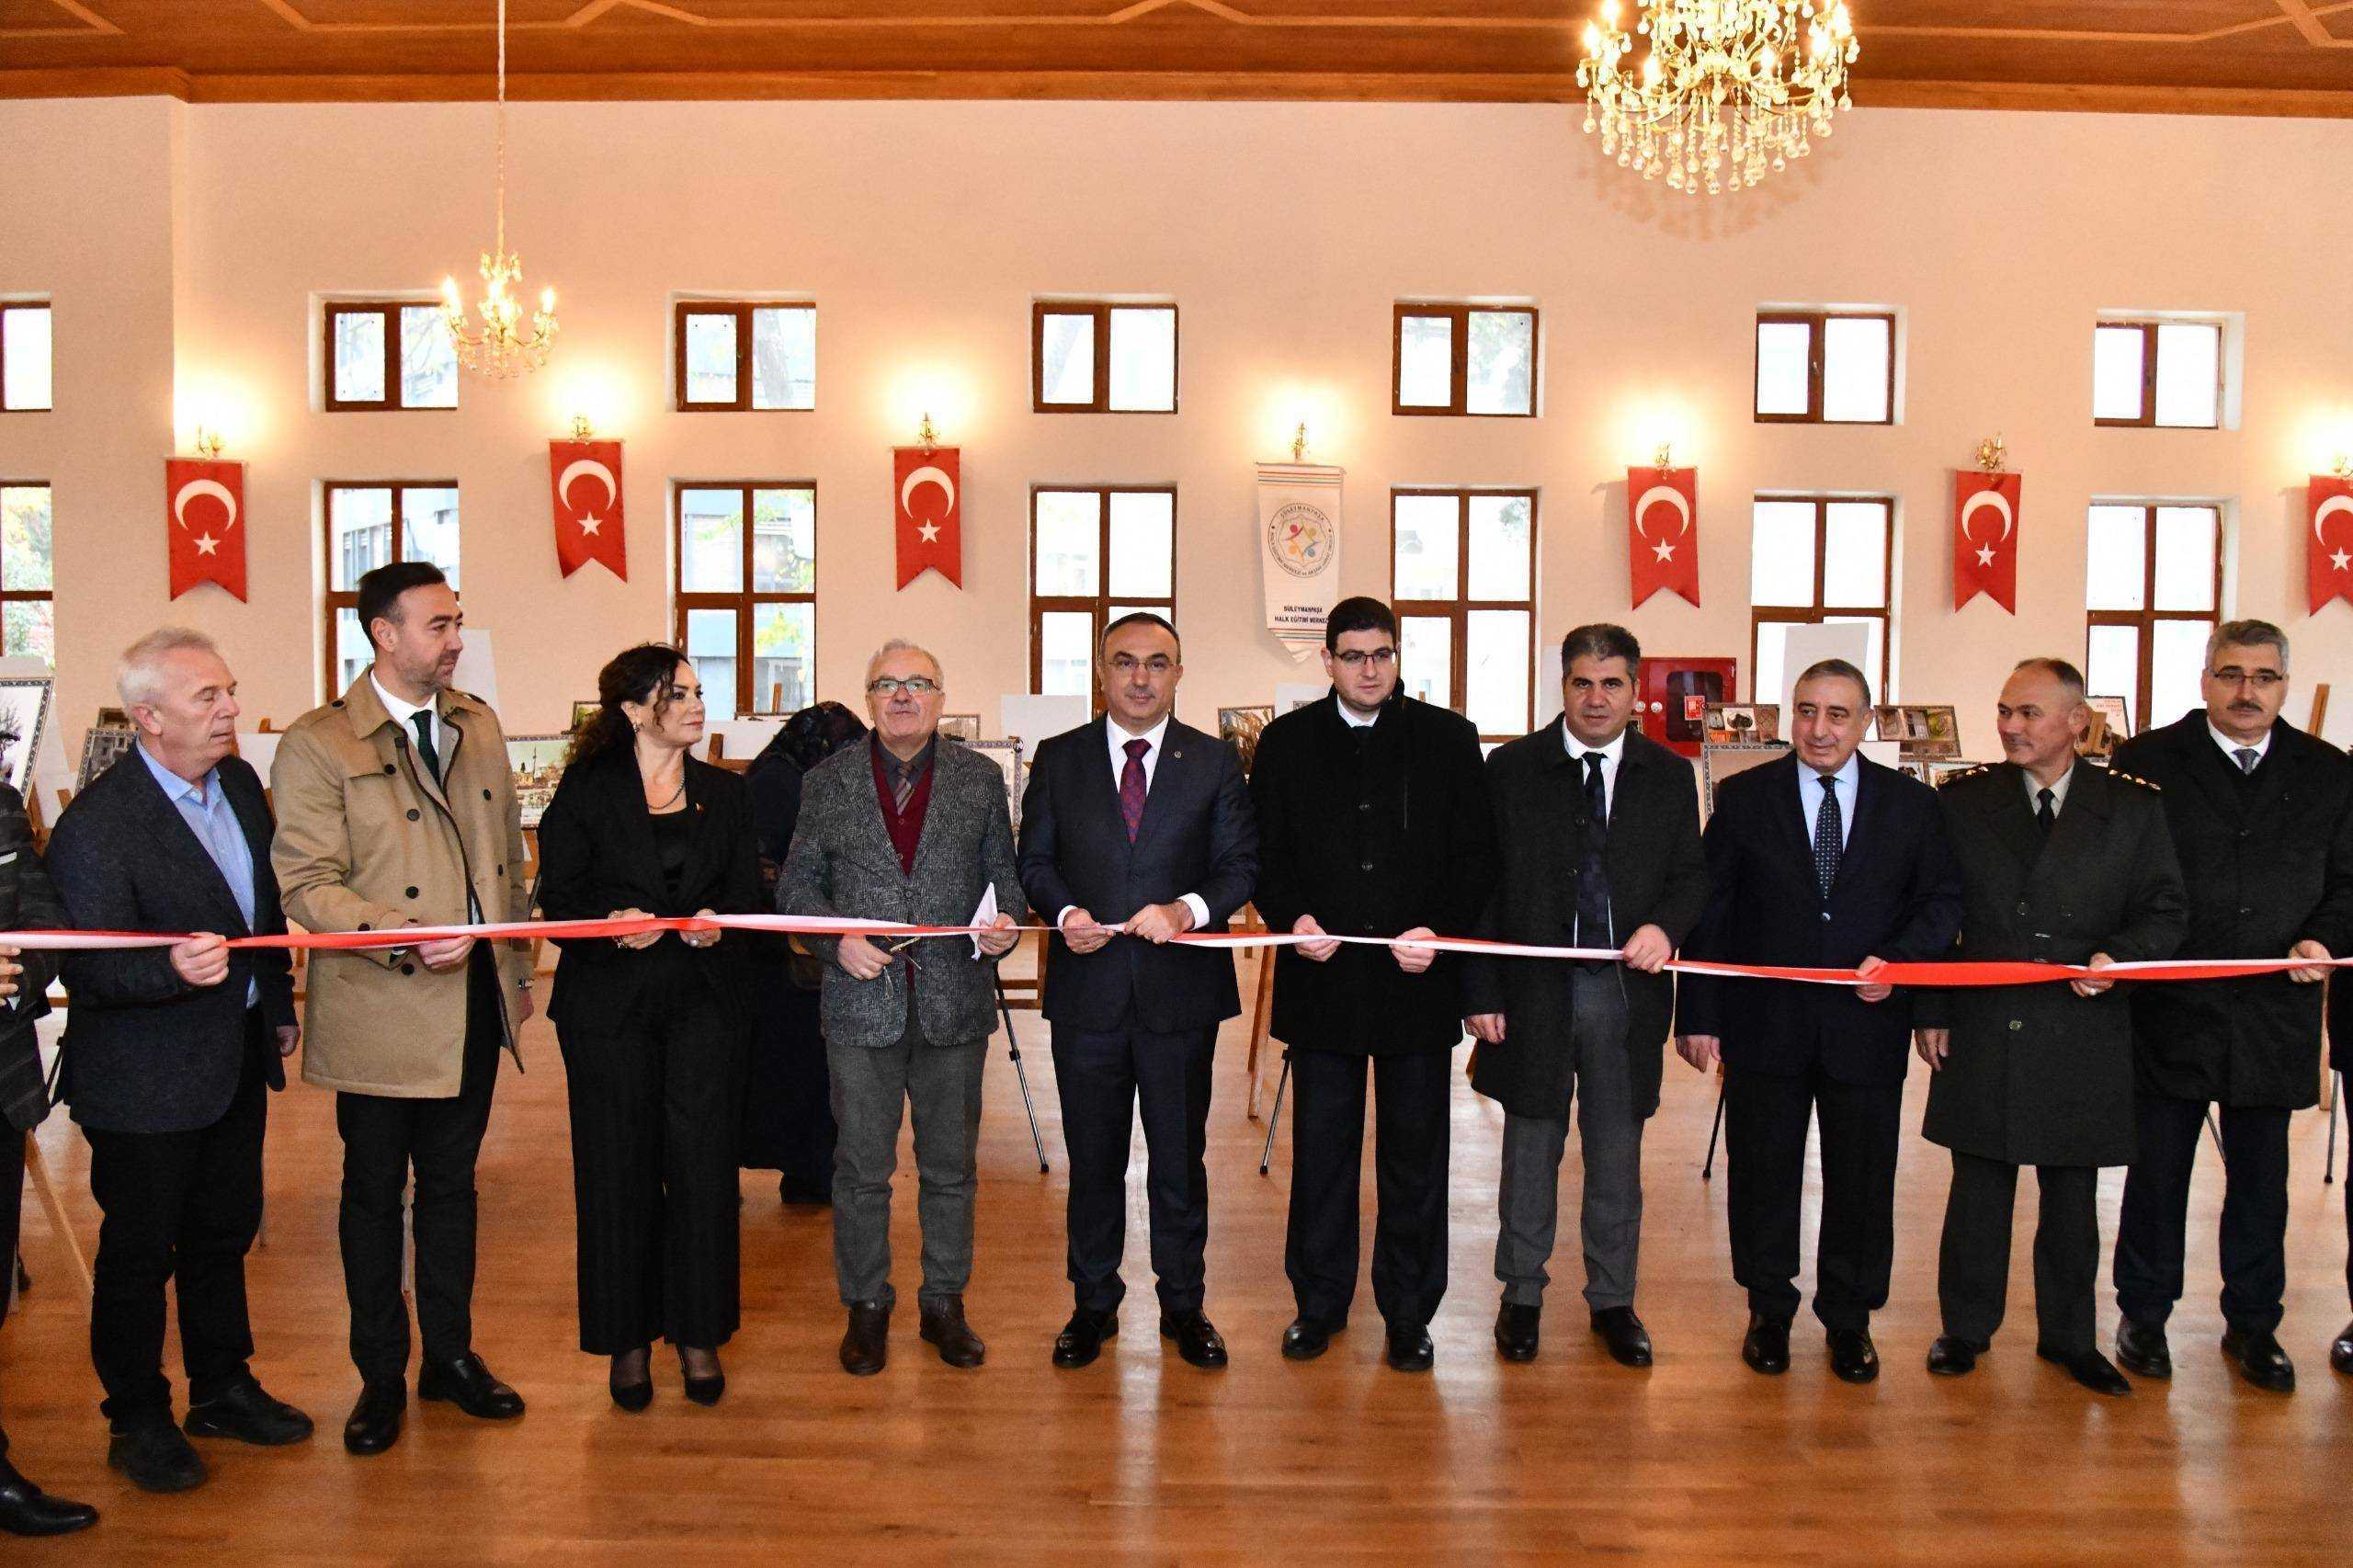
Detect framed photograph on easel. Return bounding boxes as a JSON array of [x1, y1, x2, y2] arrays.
[[0, 676, 51, 800]]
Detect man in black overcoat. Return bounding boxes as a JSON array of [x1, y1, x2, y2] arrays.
[[1247, 597, 1495, 1372], [2328, 967, 2353, 1377]]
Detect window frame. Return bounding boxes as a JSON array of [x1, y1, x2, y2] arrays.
[[322, 301, 456, 414], [1391, 303, 1540, 419], [672, 300, 817, 413], [0, 481, 55, 660], [671, 480, 819, 718], [0, 303, 53, 413], [2092, 320, 2223, 430], [320, 480, 460, 696], [2084, 502, 2224, 727], [1388, 485, 1540, 743], [1752, 310, 1897, 426], [1029, 301, 1180, 415], [1027, 483, 1179, 705], [1747, 495, 1895, 699]]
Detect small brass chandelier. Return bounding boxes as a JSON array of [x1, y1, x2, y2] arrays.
[[441, 0, 557, 379], [1577, 0, 1859, 197]]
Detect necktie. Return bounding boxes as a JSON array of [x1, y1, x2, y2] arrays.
[[2035, 786, 2055, 837], [1120, 737, 1150, 843], [2234, 747, 2259, 776], [1576, 752, 1613, 951], [890, 756, 916, 812], [1813, 774, 1842, 903], [410, 709, 441, 786]]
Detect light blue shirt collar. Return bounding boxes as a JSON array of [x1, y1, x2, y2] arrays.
[[136, 740, 219, 805], [1797, 750, 1861, 850]]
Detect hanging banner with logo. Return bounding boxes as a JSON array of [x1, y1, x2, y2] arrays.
[[549, 439, 627, 580], [1256, 462, 1343, 661], [1627, 466, 1699, 608], [165, 458, 248, 601], [895, 448, 962, 589], [2309, 474, 2353, 613], [1953, 471, 2021, 613]]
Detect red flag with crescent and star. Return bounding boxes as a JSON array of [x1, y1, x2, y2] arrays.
[[1953, 471, 2021, 614], [165, 458, 247, 601], [2311, 475, 2353, 613], [549, 439, 627, 581], [1627, 466, 1699, 608], [895, 447, 961, 589]]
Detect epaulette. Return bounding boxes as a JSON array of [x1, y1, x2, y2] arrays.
[[1939, 763, 1994, 786], [2110, 769, 2162, 792]]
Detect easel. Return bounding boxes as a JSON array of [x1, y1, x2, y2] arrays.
[[20, 1134, 92, 1300]]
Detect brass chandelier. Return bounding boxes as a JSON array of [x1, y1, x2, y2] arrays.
[[441, 0, 557, 379], [1577, 0, 1859, 197]]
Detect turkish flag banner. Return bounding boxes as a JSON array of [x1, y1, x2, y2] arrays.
[[2309, 476, 2353, 613], [1627, 466, 1699, 608], [549, 439, 627, 581], [895, 447, 961, 589], [165, 459, 248, 601], [1952, 471, 2021, 613]]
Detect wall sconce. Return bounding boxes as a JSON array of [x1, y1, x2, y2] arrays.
[[2334, 451, 2352, 482], [571, 414, 595, 440], [1291, 421, 1311, 463], [915, 411, 940, 455], [192, 426, 226, 460]]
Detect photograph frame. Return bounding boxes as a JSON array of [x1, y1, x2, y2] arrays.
[[1700, 742, 1790, 819], [964, 738, 1026, 834], [77, 724, 139, 791], [0, 676, 52, 801], [1703, 703, 1779, 745], [938, 713, 983, 744], [506, 733, 571, 830], [1218, 705, 1276, 776], [1874, 703, 1963, 759]]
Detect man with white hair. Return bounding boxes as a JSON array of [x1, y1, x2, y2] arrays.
[[46, 630, 309, 1494]]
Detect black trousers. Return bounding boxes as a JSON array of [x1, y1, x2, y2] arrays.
[[83, 1015, 269, 1430], [1, 1143, 19, 1460], [1284, 1047, 1450, 1332], [558, 979, 746, 1354], [2114, 1092, 2291, 1335], [1051, 1022, 1217, 1317], [1723, 1063, 1903, 1332], [334, 950, 502, 1383], [1938, 1152, 2098, 1358]]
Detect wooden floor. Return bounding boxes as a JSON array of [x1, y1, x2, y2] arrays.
[[5, 953, 2350, 1564]]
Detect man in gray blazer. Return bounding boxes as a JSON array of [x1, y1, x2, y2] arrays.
[[779, 640, 1025, 1376]]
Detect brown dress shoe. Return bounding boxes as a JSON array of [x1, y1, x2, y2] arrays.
[[919, 1298, 986, 1369], [840, 1301, 890, 1376]]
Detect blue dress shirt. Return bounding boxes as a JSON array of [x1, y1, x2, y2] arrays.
[[139, 744, 258, 1006], [1796, 751, 1860, 853]]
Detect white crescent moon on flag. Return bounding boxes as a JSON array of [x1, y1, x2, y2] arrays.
[[172, 478, 238, 532], [1631, 484, 1690, 541], [557, 459, 618, 514], [901, 465, 957, 517], [1959, 487, 2014, 545], [2313, 494, 2353, 546]]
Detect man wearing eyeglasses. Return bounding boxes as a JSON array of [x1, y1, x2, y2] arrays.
[[1245, 597, 1495, 1371], [778, 640, 1025, 1376], [2107, 620, 2353, 1392], [1017, 612, 1258, 1371]]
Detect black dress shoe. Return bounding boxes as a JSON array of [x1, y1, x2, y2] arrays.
[[0, 1460, 99, 1537], [919, 1298, 987, 1369], [2039, 1345, 2131, 1396], [107, 1422, 207, 1494], [2115, 1316, 2172, 1379], [1160, 1312, 1228, 1369], [1280, 1319, 1335, 1361], [840, 1301, 891, 1377], [2332, 1319, 2353, 1375], [343, 1381, 406, 1455], [418, 1353, 526, 1419], [1591, 1307, 1654, 1369], [2220, 1326, 2296, 1392], [1741, 1314, 1790, 1375], [1827, 1328, 1880, 1384], [1384, 1324, 1434, 1372], [184, 1379, 314, 1446], [1052, 1309, 1117, 1369], [1926, 1335, 1985, 1376], [609, 1374, 653, 1413], [1495, 1302, 1540, 1363], [677, 1346, 727, 1406]]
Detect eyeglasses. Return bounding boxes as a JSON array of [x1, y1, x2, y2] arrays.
[[1108, 655, 1176, 676], [1333, 648, 1397, 668], [866, 676, 940, 698], [2208, 669, 2284, 691]]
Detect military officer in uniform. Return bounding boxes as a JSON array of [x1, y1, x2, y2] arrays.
[[1915, 658, 2187, 1395]]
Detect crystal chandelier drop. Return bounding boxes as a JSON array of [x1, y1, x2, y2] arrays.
[[441, 0, 557, 378], [1576, 0, 1859, 197]]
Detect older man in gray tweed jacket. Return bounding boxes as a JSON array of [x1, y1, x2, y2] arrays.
[[779, 640, 1025, 1376]]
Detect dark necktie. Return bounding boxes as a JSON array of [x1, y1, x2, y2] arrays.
[[889, 755, 917, 812], [1120, 737, 1150, 843], [1813, 774, 1842, 903], [1576, 751, 1613, 950], [410, 710, 441, 786], [2035, 786, 2055, 837], [2234, 746, 2259, 776]]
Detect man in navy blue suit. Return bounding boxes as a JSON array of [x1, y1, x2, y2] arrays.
[[1677, 658, 1962, 1382]]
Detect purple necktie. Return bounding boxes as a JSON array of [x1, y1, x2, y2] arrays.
[[1120, 737, 1150, 842]]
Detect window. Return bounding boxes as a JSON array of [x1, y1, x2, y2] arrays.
[[1392, 304, 1537, 417], [1749, 496, 1893, 702], [0, 483, 54, 660], [674, 483, 816, 721], [2093, 320, 2222, 428], [0, 303, 52, 412], [324, 302, 458, 411], [673, 301, 816, 411], [1391, 489, 1537, 741], [1029, 487, 1176, 702], [2085, 503, 2222, 733], [323, 483, 461, 695], [1032, 302, 1177, 413], [1754, 311, 1895, 424]]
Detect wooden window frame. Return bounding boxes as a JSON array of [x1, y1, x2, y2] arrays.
[[321, 481, 460, 696], [2085, 503, 2224, 726], [1030, 301, 1180, 415], [2093, 320, 2223, 430], [1747, 495, 1894, 699], [0, 303, 52, 413], [672, 480, 819, 717], [1388, 486, 1540, 743], [1391, 304, 1539, 419], [322, 301, 455, 414], [673, 301, 816, 414], [0, 481, 54, 657], [1028, 484, 1178, 706], [1752, 311, 1897, 426]]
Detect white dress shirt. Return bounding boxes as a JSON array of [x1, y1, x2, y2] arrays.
[[1797, 751, 1860, 852], [1336, 698, 1380, 730], [2207, 720, 2271, 773], [1056, 715, 1211, 933], [371, 672, 447, 767], [1561, 721, 1627, 818]]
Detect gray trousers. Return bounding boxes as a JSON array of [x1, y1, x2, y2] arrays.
[[1495, 969, 1643, 1312], [827, 1006, 987, 1313]]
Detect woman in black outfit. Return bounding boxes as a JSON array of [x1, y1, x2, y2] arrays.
[[536, 645, 761, 1410]]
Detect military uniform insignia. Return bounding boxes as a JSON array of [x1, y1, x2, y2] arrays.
[[2110, 770, 2163, 791]]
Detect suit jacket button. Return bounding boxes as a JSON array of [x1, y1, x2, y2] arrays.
[[382, 764, 396, 776], [1360, 861, 1374, 872], [405, 886, 419, 899], [483, 789, 493, 801], [358, 922, 371, 932], [406, 809, 421, 821], [401, 962, 416, 976], [2016, 901, 2029, 915], [2008, 1019, 2022, 1031]]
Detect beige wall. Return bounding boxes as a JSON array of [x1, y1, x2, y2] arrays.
[[4, 97, 2351, 765]]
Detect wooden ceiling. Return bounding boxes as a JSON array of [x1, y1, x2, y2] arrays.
[[5, 1, 2351, 113]]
